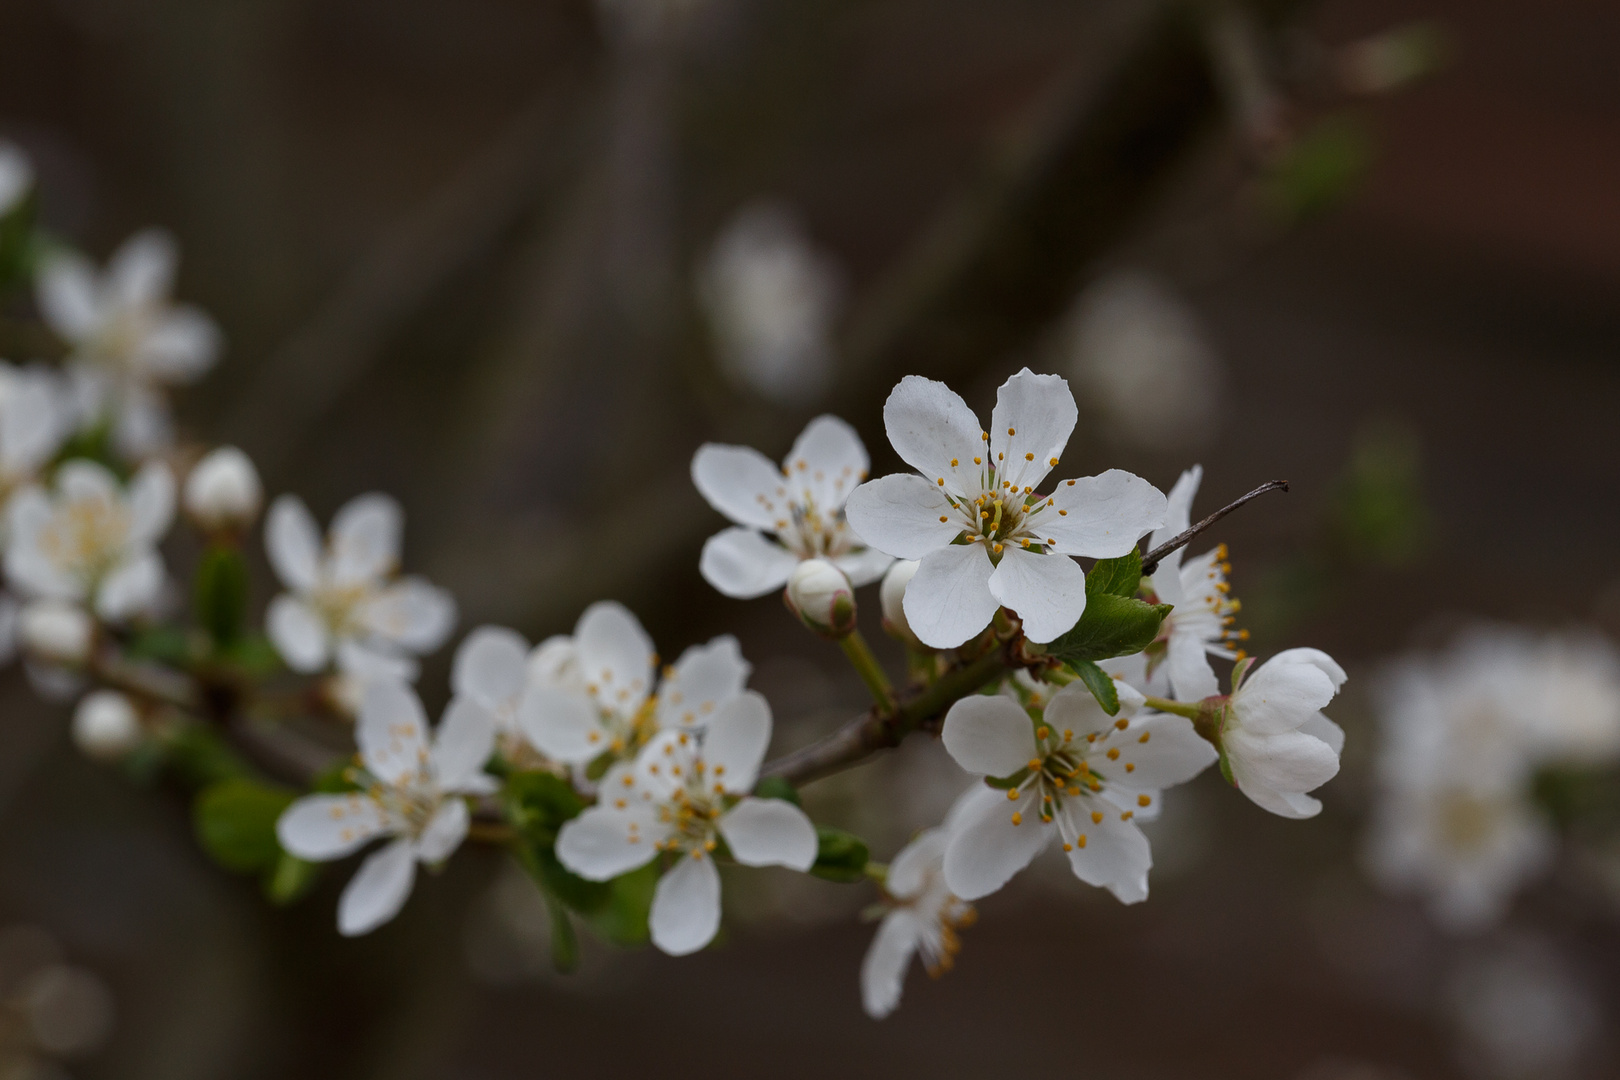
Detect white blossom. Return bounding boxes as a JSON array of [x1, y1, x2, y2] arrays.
[[277, 680, 498, 936], [263, 492, 455, 683], [517, 600, 751, 767], [692, 414, 890, 599], [845, 369, 1166, 648], [5, 460, 174, 622], [698, 202, 841, 406], [783, 558, 855, 637], [18, 599, 92, 665], [0, 363, 72, 502], [0, 141, 33, 218], [556, 691, 817, 955], [1219, 649, 1346, 819], [183, 446, 262, 531], [71, 690, 141, 760], [940, 678, 1216, 901], [861, 820, 975, 1020], [36, 230, 222, 458]]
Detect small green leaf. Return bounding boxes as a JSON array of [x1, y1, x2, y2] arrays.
[[194, 779, 294, 873], [1068, 658, 1120, 715], [266, 853, 321, 904], [195, 545, 249, 649], [542, 890, 580, 974], [585, 862, 658, 946], [754, 776, 801, 807], [1047, 594, 1171, 664], [125, 626, 197, 668], [163, 724, 254, 787], [810, 826, 870, 883], [504, 771, 587, 844], [1087, 550, 1143, 599]]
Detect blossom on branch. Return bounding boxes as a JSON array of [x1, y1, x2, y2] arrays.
[[277, 680, 497, 935], [555, 691, 816, 955], [845, 369, 1165, 648], [1218, 649, 1346, 819]]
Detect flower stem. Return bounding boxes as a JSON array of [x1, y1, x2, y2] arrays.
[[1143, 695, 1203, 720], [839, 630, 895, 710]]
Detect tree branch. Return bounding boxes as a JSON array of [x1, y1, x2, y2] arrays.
[[1139, 478, 1289, 576]]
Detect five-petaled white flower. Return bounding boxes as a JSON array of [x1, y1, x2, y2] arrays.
[[845, 370, 1166, 648], [264, 493, 456, 683], [517, 600, 750, 766], [692, 415, 892, 599], [37, 230, 222, 458], [861, 819, 975, 1020], [1142, 464, 1245, 701], [0, 363, 71, 502], [1217, 649, 1346, 819], [556, 691, 817, 955], [6, 460, 174, 622], [940, 678, 1217, 901], [277, 680, 498, 936]]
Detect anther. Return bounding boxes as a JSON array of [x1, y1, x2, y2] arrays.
[[951, 459, 958, 467], [1077, 834, 1087, 848], [1063, 843, 1073, 852], [1115, 718, 1129, 730], [1036, 726, 1049, 740], [1138, 794, 1152, 807], [1024, 452, 1034, 461], [1125, 763, 1135, 773], [937, 478, 945, 486], [1106, 748, 1120, 760], [1007, 788, 1019, 801], [1091, 811, 1103, 825], [1011, 812, 1022, 826], [1139, 731, 1150, 744]]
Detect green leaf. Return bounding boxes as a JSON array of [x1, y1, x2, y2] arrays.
[[585, 862, 658, 946], [753, 776, 801, 807], [194, 779, 294, 873], [1068, 658, 1120, 715], [1047, 594, 1172, 665], [504, 771, 587, 845], [195, 545, 249, 648], [1264, 114, 1374, 222], [219, 634, 284, 678], [163, 725, 254, 788], [265, 853, 321, 904], [543, 890, 580, 974], [1087, 550, 1143, 599], [124, 626, 197, 668], [810, 826, 870, 883]]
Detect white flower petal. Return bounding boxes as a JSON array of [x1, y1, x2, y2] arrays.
[[881, 375, 984, 497], [703, 690, 772, 794], [987, 547, 1088, 643], [527, 635, 581, 691], [276, 794, 388, 860], [129, 461, 179, 543], [719, 797, 817, 870], [267, 595, 330, 672], [265, 495, 322, 593], [941, 694, 1036, 777], [431, 698, 496, 792], [1089, 711, 1217, 790], [861, 912, 919, 1019], [901, 542, 1000, 650], [1036, 469, 1166, 558], [886, 827, 947, 899], [133, 306, 220, 382], [1234, 655, 1340, 737], [335, 639, 418, 684], [832, 545, 894, 587], [573, 601, 655, 716], [413, 798, 469, 863], [36, 253, 101, 341], [356, 577, 456, 654], [1225, 728, 1339, 818], [55, 459, 119, 504], [657, 635, 750, 731], [942, 785, 1049, 900], [451, 625, 530, 712], [843, 473, 963, 560], [690, 442, 789, 530], [1166, 630, 1220, 701], [328, 493, 403, 586], [784, 414, 868, 513], [988, 369, 1076, 492], [516, 685, 603, 764], [1059, 798, 1152, 904], [5, 489, 79, 601], [110, 382, 173, 458], [357, 680, 432, 786], [1300, 713, 1345, 755], [649, 852, 723, 956], [698, 527, 799, 599], [94, 550, 163, 623], [107, 228, 177, 310], [1267, 647, 1348, 692], [1148, 464, 1203, 577], [1043, 679, 1142, 737], [337, 837, 417, 936], [556, 804, 663, 880]]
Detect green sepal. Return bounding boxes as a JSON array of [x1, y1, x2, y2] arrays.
[[753, 776, 801, 807], [195, 545, 249, 649], [504, 771, 587, 845], [543, 890, 580, 973], [583, 862, 657, 946], [982, 767, 1031, 791], [810, 826, 870, 883], [266, 853, 321, 905], [1068, 658, 1120, 715], [124, 626, 198, 669], [194, 778, 295, 873]]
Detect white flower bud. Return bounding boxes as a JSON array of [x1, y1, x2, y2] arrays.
[[19, 600, 93, 665], [785, 559, 856, 638], [879, 559, 923, 648], [183, 446, 263, 530], [72, 691, 141, 761]]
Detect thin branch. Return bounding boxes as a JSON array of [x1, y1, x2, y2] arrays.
[[1139, 478, 1289, 576]]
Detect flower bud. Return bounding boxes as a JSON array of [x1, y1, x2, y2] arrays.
[[784, 559, 856, 638], [19, 601, 93, 665], [72, 691, 141, 761], [183, 446, 263, 531], [879, 559, 924, 648]]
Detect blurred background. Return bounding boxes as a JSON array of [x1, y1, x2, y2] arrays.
[[2, 0, 1619, 1076]]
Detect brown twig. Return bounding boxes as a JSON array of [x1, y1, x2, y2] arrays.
[[1139, 479, 1289, 576]]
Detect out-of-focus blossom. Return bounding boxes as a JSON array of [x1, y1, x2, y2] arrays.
[[846, 369, 1165, 648], [277, 681, 497, 936], [263, 493, 455, 685], [71, 689, 141, 761], [0, 362, 71, 502], [1219, 649, 1346, 819], [6, 460, 174, 622], [19, 597, 92, 665], [0, 141, 33, 217], [1143, 464, 1245, 701], [1062, 270, 1222, 451], [0, 925, 116, 1075], [939, 678, 1216, 902], [37, 229, 222, 458], [1447, 935, 1598, 1080], [861, 817, 975, 1020], [183, 445, 262, 532], [517, 601, 750, 766], [699, 201, 842, 407], [557, 691, 817, 956], [692, 414, 889, 599]]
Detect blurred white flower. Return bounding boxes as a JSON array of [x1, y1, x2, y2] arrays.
[[939, 678, 1216, 902], [1447, 935, 1598, 1080], [1143, 464, 1245, 701], [861, 818, 975, 1020], [846, 369, 1165, 647], [699, 202, 842, 406], [0, 362, 72, 501], [18, 598, 92, 665], [1062, 270, 1222, 450], [0, 141, 33, 217], [71, 689, 141, 761], [37, 229, 222, 459], [5, 460, 174, 622], [183, 445, 262, 531], [277, 680, 497, 936], [517, 600, 751, 766], [692, 414, 890, 599], [1219, 649, 1346, 819], [556, 692, 817, 956], [263, 492, 455, 684]]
